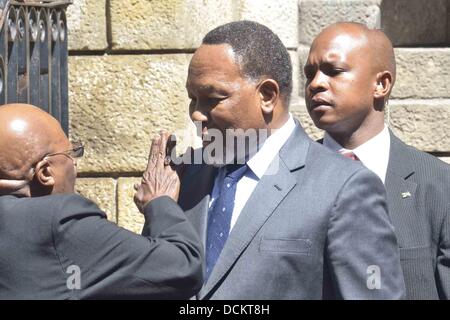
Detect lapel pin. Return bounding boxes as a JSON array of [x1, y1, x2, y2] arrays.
[[401, 192, 411, 199]]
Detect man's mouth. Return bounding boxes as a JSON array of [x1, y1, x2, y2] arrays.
[[310, 97, 333, 111]]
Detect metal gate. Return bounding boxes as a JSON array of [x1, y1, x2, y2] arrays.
[[0, 0, 72, 133]]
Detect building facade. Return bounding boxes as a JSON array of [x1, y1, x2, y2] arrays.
[[68, 0, 450, 232]]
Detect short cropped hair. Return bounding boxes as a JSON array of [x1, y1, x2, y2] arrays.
[[202, 20, 293, 105]]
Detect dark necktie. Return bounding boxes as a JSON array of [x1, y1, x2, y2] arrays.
[[205, 164, 248, 280]]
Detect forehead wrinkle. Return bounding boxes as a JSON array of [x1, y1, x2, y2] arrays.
[[323, 51, 342, 63], [187, 70, 244, 95]]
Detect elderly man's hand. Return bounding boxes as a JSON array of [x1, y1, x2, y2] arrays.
[[133, 131, 180, 213], [0, 179, 29, 195]]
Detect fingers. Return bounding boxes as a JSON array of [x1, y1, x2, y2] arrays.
[[166, 134, 177, 166], [146, 134, 162, 171], [133, 193, 143, 214], [157, 130, 170, 168], [143, 130, 174, 180], [143, 130, 175, 181], [0, 179, 29, 195]]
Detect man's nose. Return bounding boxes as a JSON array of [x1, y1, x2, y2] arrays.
[[190, 107, 209, 124], [308, 71, 329, 93]]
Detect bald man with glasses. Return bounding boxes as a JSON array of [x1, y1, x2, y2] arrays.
[[0, 104, 203, 299]]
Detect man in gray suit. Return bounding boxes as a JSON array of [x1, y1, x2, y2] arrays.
[[304, 22, 450, 299], [170, 20, 405, 299]]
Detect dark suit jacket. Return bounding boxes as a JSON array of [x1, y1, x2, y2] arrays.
[[178, 123, 405, 299], [0, 194, 203, 299], [385, 131, 450, 299], [318, 131, 450, 299]]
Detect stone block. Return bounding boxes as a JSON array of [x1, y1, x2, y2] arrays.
[[69, 54, 197, 174], [289, 50, 300, 100], [117, 178, 144, 234], [297, 45, 310, 98], [66, 0, 108, 51], [238, 0, 298, 48], [290, 102, 323, 141], [110, 0, 235, 50], [75, 177, 117, 222], [298, 0, 381, 45], [388, 100, 450, 153], [380, 0, 447, 46], [393, 48, 450, 99]]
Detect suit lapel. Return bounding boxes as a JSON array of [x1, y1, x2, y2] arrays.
[[179, 164, 217, 249], [199, 123, 310, 299], [317, 129, 419, 244], [384, 131, 417, 246]]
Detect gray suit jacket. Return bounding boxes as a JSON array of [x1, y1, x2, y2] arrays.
[[0, 194, 203, 299], [385, 131, 450, 299], [179, 123, 405, 299]]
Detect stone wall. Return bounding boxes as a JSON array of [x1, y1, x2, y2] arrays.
[[68, 0, 450, 233]]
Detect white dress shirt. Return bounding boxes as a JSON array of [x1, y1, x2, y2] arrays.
[[323, 124, 391, 184], [209, 114, 296, 232]]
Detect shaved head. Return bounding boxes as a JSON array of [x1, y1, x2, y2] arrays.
[[314, 22, 396, 89], [0, 104, 75, 196], [304, 22, 397, 148]]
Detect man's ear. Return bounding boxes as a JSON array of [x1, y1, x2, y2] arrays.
[[34, 159, 55, 188], [258, 79, 280, 115], [374, 71, 393, 99]]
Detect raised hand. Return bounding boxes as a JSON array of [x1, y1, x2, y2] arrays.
[[133, 131, 180, 213]]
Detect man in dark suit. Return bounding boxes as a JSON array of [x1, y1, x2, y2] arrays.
[[0, 103, 203, 299], [169, 20, 406, 299], [304, 22, 450, 299]]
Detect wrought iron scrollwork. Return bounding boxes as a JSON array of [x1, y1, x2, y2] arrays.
[[0, 0, 72, 133]]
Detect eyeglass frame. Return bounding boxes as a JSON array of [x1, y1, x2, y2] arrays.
[[44, 141, 84, 160]]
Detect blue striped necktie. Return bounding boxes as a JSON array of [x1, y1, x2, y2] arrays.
[[205, 164, 248, 280]]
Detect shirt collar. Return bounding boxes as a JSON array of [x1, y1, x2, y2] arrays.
[[246, 114, 296, 179], [323, 125, 391, 183]]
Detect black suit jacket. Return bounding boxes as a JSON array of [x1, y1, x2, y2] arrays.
[[385, 131, 450, 299], [0, 194, 203, 299], [319, 131, 450, 299]]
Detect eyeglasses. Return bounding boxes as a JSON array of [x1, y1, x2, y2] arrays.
[[45, 142, 84, 160]]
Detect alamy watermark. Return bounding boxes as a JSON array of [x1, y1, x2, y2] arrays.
[[366, 265, 381, 290], [169, 121, 280, 175], [66, 265, 81, 290]]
